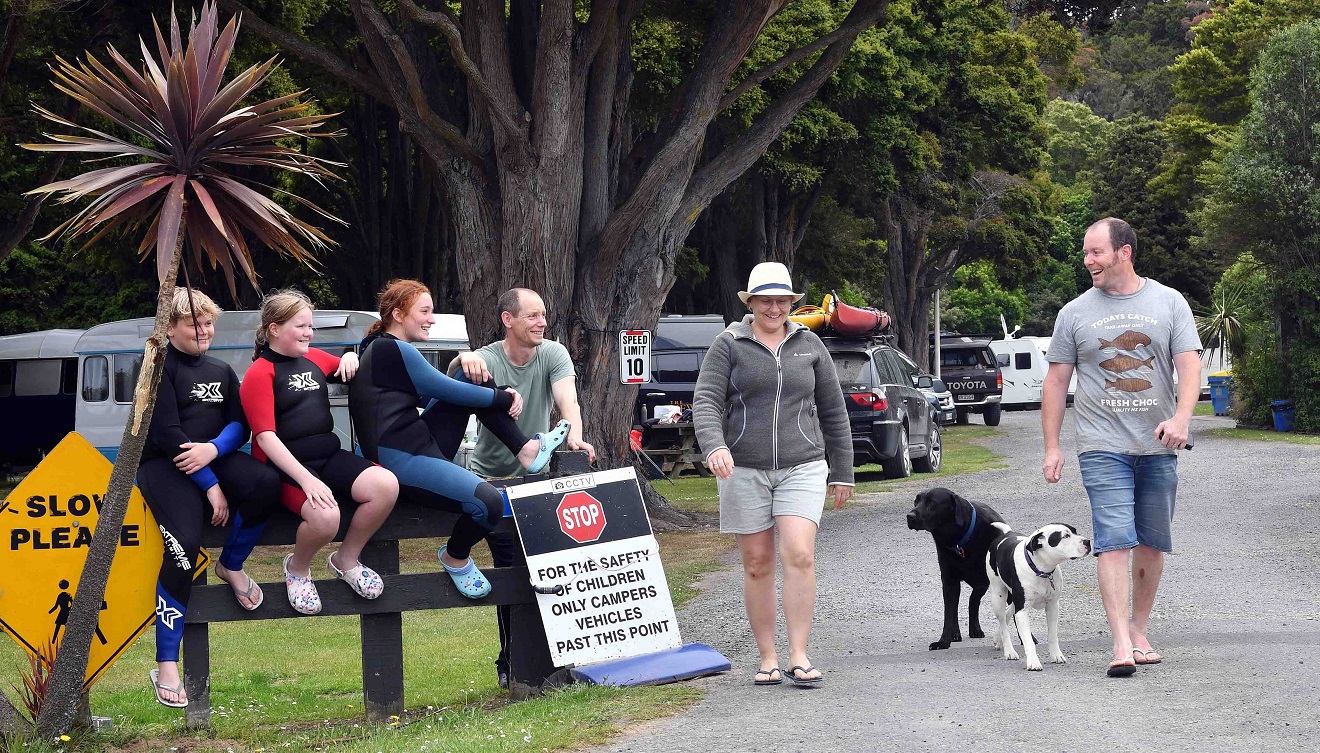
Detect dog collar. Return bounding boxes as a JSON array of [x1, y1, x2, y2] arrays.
[[1025, 550, 1056, 588], [948, 505, 977, 558]]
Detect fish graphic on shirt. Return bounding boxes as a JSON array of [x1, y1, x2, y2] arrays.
[[1098, 331, 1151, 350], [1105, 377, 1153, 392], [1099, 355, 1155, 373]]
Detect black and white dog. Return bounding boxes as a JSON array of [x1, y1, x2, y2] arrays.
[[906, 488, 1008, 650], [986, 521, 1092, 671]]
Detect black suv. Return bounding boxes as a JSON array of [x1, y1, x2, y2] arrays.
[[931, 335, 1003, 426], [823, 337, 942, 479], [635, 314, 727, 424]]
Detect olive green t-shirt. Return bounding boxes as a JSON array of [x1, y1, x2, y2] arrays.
[[468, 339, 575, 478]]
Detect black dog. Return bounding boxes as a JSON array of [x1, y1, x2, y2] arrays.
[[906, 488, 1008, 650]]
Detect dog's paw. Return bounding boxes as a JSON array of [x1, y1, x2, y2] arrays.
[[968, 626, 984, 639], [1005, 649, 1020, 661], [1026, 658, 1044, 671], [1050, 653, 1067, 664], [928, 640, 951, 650]]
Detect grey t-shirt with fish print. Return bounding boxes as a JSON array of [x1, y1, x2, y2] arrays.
[[1047, 278, 1202, 456]]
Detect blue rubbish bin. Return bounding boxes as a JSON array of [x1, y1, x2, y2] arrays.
[[1208, 375, 1232, 416], [1270, 400, 1295, 432]]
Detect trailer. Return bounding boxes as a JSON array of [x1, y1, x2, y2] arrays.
[[0, 329, 84, 467]]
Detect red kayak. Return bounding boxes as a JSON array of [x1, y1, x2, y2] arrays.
[[824, 292, 890, 336]]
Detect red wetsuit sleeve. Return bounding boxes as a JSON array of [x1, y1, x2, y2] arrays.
[[304, 347, 342, 379], [240, 358, 278, 436]]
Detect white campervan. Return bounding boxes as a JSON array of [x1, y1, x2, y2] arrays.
[[989, 335, 1075, 409]]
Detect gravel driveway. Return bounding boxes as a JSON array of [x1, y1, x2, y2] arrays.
[[604, 409, 1320, 752]]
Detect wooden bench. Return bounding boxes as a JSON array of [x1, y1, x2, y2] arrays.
[[640, 422, 708, 479], [181, 454, 589, 730]]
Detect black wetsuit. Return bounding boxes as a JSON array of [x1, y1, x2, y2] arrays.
[[136, 344, 279, 662]]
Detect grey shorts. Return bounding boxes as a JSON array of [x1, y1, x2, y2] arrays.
[[717, 459, 828, 534]]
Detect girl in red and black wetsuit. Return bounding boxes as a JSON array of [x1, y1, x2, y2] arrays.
[[240, 290, 399, 615]]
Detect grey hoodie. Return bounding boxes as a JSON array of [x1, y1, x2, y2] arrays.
[[692, 317, 854, 485]]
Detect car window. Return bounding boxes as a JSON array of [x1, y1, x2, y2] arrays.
[[894, 351, 924, 383], [830, 352, 872, 384], [651, 351, 702, 382], [871, 350, 904, 385], [939, 347, 993, 369], [1015, 352, 1031, 370]]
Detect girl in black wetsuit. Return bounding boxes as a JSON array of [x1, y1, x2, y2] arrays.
[[240, 290, 399, 615], [351, 280, 568, 597], [137, 289, 280, 708]]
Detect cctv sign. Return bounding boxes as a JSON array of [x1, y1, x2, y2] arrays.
[[619, 330, 651, 385]]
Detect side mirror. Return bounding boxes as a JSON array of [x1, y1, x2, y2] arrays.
[[916, 374, 933, 389], [931, 378, 946, 392], [996, 353, 1010, 367]]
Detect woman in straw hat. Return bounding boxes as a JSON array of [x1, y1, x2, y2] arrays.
[[692, 262, 854, 687]]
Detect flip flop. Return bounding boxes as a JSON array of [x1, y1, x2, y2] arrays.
[[149, 668, 188, 708], [215, 562, 263, 611], [786, 665, 823, 687], [527, 419, 572, 473], [1107, 658, 1137, 677], [753, 667, 783, 686], [1133, 648, 1163, 665]]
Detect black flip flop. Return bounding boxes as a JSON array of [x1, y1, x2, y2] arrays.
[[786, 664, 824, 687], [754, 667, 783, 686], [1106, 659, 1136, 677]]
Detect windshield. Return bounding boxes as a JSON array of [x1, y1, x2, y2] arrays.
[[654, 319, 726, 348], [939, 347, 994, 369]]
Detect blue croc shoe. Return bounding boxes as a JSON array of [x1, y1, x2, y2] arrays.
[[526, 418, 571, 474], [438, 546, 492, 599]]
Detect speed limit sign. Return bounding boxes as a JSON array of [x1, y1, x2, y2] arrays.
[[619, 330, 651, 384]]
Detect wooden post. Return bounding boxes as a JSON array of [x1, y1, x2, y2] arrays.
[[358, 539, 404, 722], [183, 569, 211, 730]]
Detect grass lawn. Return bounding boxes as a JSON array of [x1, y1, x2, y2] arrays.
[[1193, 401, 1216, 417], [1203, 426, 1320, 444]]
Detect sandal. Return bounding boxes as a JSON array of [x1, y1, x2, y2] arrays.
[[1107, 658, 1137, 677], [753, 667, 783, 686], [149, 668, 188, 708], [215, 562, 263, 611], [327, 550, 384, 599], [1132, 648, 1163, 665], [527, 419, 571, 473], [786, 665, 824, 687], [438, 546, 492, 599], [282, 553, 322, 615]]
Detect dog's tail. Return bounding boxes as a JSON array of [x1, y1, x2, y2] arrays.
[[991, 521, 1012, 534]]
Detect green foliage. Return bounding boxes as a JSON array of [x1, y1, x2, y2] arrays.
[[1196, 20, 1320, 431], [0, 243, 154, 335], [1074, 0, 1202, 120], [1172, 0, 1320, 125], [1041, 100, 1111, 186], [943, 259, 1029, 335], [1016, 13, 1084, 96], [797, 195, 884, 305]]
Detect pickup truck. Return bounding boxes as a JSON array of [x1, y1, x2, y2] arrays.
[[931, 335, 1003, 426]]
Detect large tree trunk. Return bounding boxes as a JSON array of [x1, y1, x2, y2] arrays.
[[37, 221, 186, 737], [882, 194, 935, 369]]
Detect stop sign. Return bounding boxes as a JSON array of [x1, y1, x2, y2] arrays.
[[556, 491, 607, 543]]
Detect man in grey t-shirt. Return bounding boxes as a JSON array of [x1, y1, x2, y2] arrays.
[[1042, 217, 1202, 678]]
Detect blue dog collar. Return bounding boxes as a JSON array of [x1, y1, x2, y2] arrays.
[[1025, 549, 1056, 588], [948, 504, 977, 558]]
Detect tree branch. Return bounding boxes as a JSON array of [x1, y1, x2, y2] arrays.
[[396, 0, 525, 139], [681, 0, 890, 229], [0, 156, 64, 264], [216, 0, 391, 103], [574, 0, 622, 76], [718, 19, 858, 112], [349, 0, 487, 171]]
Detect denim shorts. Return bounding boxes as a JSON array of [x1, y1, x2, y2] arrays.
[[1078, 451, 1178, 554], [717, 459, 828, 534]]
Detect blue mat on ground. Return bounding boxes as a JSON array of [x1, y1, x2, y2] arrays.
[[568, 643, 731, 687]]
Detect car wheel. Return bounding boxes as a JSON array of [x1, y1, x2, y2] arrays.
[[914, 423, 942, 473], [955, 407, 969, 425], [881, 425, 912, 479], [983, 403, 1002, 427]]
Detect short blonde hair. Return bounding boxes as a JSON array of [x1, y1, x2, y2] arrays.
[[169, 288, 221, 325], [253, 289, 314, 360]]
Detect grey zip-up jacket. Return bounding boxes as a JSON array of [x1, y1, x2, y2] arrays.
[[693, 317, 854, 486]]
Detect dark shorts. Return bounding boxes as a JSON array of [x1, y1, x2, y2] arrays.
[[276, 442, 377, 515]]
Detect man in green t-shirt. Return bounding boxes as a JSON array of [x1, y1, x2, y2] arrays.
[[453, 287, 596, 474], [449, 287, 595, 688]]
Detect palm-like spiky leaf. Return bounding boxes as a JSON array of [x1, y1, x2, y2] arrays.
[[22, 0, 344, 292]]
